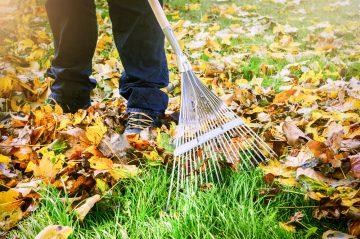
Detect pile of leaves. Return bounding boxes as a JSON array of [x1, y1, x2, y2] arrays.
[[0, 0, 360, 238]]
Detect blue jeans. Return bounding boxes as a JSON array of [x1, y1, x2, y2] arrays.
[[46, 0, 169, 115]]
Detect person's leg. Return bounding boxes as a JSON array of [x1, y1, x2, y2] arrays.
[[46, 0, 98, 113], [107, 0, 169, 118]]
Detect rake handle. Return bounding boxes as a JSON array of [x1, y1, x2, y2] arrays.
[[148, 0, 171, 30]]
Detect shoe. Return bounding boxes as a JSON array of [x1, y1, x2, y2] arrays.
[[47, 94, 91, 113], [124, 112, 161, 135]]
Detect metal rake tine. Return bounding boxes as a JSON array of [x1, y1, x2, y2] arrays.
[[233, 126, 267, 164], [204, 141, 222, 184], [243, 124, 277, 157], [195, 89, 270, 165], [219, 133, 251, 170], [193, 147, 200, 190], [206, 140, 224, 180], [185, 84, 252, 170], [166, 155, 179, 212]]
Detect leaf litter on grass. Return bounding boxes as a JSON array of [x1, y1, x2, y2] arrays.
[[0, 0, 360, 237]]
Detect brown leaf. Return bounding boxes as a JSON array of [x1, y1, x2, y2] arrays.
[[341, 140, 360, 151], [349, 155, 360, 179], [326, 129, 344, 153], [282, 121, 309, 146], [306, 140, 332, 162], [74, 194, 101, 222], [321, 230, 357, 239], [263, 173, 275, 184], [348, 220, 360, 237], [285, 146, 314, 168], [287, 211, 303, 224], [58, 128, 91, 159], [273, 89, 296, 104], [34, 225, 73, 239], [98, 130, 131, 159]]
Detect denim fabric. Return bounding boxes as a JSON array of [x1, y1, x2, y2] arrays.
[[46, 0, 169, 115]]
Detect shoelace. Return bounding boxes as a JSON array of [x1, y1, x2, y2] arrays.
[[127, 112, 154, 130]]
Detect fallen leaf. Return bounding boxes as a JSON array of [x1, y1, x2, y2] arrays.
[[296, 168, 330, 183], [0, 154, 11, 164], [34, 225, 73, 239], [0, 189, 23, 231], [88, 156, 113, 170], [348, 220, 360, 237], [349, 155, 360, 179], [110, 164, 139, 180], [285, 146, 314, 167], [85, 119, 107, 145], [321, 230, 357, 239], [282, 121, 309, 146], [273, 89, 296, 104], [74, 194, 101, 222], [279, 222, 296, 233]]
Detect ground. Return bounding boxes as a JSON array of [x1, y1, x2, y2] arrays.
[[0, 0, 359, 238]]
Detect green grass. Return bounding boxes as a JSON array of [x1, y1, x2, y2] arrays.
[[9, 166, 339, 239]]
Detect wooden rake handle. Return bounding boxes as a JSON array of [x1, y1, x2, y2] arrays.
[[147, 0, 171, 29]]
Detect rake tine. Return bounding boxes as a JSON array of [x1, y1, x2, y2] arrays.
[[206, 140, 224, 180], [204, 141, 222, 184], [242, 123, 276, 156], [234, 126, 267, 164]]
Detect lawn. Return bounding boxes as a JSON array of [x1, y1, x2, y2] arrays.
[[11, 167, 323, 239], [1, 0, 359, 238]]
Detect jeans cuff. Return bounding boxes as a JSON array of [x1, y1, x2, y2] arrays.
[[127, 107, 165, 117]]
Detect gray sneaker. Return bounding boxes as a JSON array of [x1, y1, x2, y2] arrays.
[[124, 112, 161, 135]]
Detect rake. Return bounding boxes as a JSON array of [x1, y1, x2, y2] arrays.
[[148, 0, 276, 210]]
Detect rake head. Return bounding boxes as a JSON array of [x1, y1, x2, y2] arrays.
[[166, 67, 276, 211], [145, 0, 275, 211]]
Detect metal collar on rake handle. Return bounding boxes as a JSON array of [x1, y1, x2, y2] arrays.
[[148, 0, 276, 211]]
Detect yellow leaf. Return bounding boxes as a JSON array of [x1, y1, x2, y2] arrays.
[[0, 77, 12, 96], [143, 151, 160, 161], [85, 118, 107, 145], [299, 70, 323, 86], [276, 177, 298, 187], [88, 156, 113, 170], [279, 222, 296, 233], [250, 45, 260, 53], [0, 189, 21, 211], [201, 15, 208, 22], [0, 154, 10, 164], [110, 164, 139, 180], [25, 161, 35, 173], [0, 206, 23, 231], [307, 191, 326, 201], [260, 160, 295, 178], [0, 189, 23, 231], [73, 110, 87, 125], [242, 4, 257, 11], [221, 36, 232, 46], [188, 3, 200, 11], [34, 148, 65, 179], [209, 24, 220, 32], [34, 225, 73, 239], [290, 92, 321, 107], [95, 178, 109, 193], [19, 38, 34, 49]]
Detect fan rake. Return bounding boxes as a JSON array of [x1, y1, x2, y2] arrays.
[[147, 0, 276, 211]]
